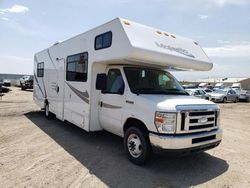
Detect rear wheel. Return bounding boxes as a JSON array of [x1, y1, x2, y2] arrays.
[[124, 127, 151, 165], [45, 103, 53, 119]]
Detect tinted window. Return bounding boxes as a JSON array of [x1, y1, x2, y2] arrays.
[[124, 67, 187, 95], [66, 52, 88, 82], [103, 69, 124, 94], [200, 90, 206, 94], [194, 91, 200, 95], [37, 62, 44, 77], [95, 31, 112, 50]]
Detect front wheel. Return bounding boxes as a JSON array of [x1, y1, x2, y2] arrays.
[[234, 97, 239, 103], [124, 127, 152, 165]]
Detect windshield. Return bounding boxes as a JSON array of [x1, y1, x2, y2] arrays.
[[124, 67, 188, 95], [214, 89, 227, 94]]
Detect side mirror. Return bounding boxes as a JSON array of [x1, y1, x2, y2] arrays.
[[96, 73, 107, 91]]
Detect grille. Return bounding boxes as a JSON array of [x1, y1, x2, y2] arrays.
[[180, 111, 217, 133]]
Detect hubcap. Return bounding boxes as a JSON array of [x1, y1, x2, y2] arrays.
[[127, 133, 142, 158]]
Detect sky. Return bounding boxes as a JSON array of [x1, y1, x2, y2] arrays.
[[0, 0, 250, 81]]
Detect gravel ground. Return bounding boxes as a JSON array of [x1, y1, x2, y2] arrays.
[[0, 87, 250, 188]]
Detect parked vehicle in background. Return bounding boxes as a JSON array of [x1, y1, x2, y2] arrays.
[[182, 84, 197, 89], [231, 83, 241, 90], [198, 82, 208, 88], [213, 83, 224, 91], [20, 75, 33, 90], [186, 88, 210, 100], [210, 88, 239, 103], [3, 79, 11, 87], [235, 89, 250, 102], [203, 88, 213, 93]]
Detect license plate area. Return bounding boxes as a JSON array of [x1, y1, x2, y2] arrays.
[[192, 135, 216, 144]]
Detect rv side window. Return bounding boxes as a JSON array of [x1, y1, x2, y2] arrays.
[[66, 52, 88, 82], [95, 31, 112, 50], [37, 62, 44, 77]]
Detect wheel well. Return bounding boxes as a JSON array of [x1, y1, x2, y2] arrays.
[[123, 118, 148, 134], [44, 99, 49, 107]]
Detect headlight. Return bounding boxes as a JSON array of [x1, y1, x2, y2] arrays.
[[154, 112, 176, 133]]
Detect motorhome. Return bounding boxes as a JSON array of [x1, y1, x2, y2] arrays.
[[214, 83, 224, 90], [34, 18, 222, 165], [231, 83, 241, 90]]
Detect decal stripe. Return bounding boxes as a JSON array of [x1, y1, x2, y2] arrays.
[[47, 49, 57, 69], [34, 74, 45, 98], [66, 82, 89, 104], [99, 101, 122, 109]]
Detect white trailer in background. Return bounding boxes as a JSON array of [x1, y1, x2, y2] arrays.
[[34, 18, 222, 165], [231, 83, 241, 90], [214, 83, 224, 89]]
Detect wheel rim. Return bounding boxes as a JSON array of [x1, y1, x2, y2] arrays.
[[45, 104, 49, 116], [127, 133, 142, 158]]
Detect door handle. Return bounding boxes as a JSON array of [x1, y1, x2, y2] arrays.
[[99, 101, 103, 107], [56, 85, 59, 93]]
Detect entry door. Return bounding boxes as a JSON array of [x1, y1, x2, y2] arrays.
[[56, 61, 65, 120], [47, 60, 65, 120], [99, 68, 126, 135]]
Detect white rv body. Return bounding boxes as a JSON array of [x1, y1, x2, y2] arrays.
[[232, 83, 241, 90], [34, 18, 222, 164]]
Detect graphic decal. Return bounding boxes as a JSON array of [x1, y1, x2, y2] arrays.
[[66, 82, 89, 104]]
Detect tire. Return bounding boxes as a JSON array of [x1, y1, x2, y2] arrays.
[[223, 97, 227, 103], [21, 86, 26, 90], [234, 97, 239, 103], [45, 103, 53, 119], [124, 127, 152, 165]]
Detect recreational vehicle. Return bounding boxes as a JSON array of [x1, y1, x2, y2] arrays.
[[34, 18, 222, 165]]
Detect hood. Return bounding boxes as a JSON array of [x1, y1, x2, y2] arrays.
[[138, 94, 217, 111]]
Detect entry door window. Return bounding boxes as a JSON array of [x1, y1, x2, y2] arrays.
[[103, 69, 125, 94]]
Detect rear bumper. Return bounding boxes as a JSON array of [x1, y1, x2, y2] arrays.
[[149, 128, 222, 150]]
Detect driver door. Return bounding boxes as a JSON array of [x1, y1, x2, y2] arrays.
[[98, 68, 126, 136]]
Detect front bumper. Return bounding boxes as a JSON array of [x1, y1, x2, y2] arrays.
[[149, 128, 222, 150], [211, 97, 223, 102]]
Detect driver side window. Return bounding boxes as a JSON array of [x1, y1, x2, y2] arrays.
[[103, 69, 125, 94]]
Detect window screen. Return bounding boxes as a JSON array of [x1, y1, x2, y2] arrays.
[[37, 62, 44, 77], [95, 31, 112, 50], [66, 52, 88, 82]]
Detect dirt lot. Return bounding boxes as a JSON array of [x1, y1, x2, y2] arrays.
[[0, 87, 250, 188]]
